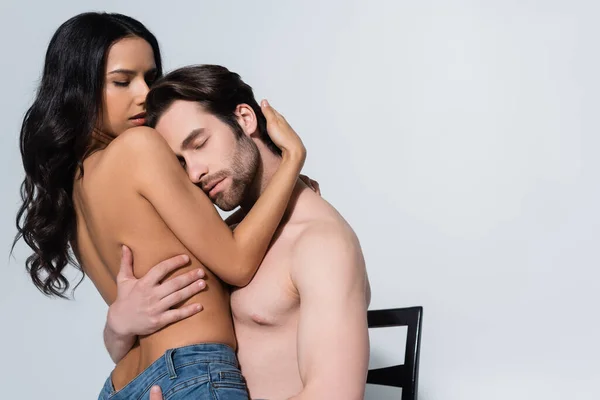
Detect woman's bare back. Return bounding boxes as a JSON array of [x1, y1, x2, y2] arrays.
[[72, 138, 236, 390]]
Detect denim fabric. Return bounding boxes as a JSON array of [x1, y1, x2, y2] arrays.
[[98, 343, 248, 400]]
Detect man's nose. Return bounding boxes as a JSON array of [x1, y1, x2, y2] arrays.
[[188, 163, 208, 184]]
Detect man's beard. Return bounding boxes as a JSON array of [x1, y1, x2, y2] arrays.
[[212, 135, 259, 211]]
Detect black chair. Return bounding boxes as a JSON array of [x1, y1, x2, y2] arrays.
[[367, 306, 423, 400]]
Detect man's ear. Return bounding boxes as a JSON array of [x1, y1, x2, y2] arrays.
[[234, 104, 258, 137]]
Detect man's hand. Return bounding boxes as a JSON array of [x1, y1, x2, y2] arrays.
[[150, 386, 163, 400], [104, 246, 207, 362]]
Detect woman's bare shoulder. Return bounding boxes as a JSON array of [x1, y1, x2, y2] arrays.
[[102, 127, 174, 170], [110, 127, 168, 153]]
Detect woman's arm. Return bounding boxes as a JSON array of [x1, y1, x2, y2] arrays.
[[224, 174, 321, 227], [118, 101, 305, 287]]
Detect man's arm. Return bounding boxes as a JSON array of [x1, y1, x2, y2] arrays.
[[103, 317, 137, 364], [289, 223, 370, 400]]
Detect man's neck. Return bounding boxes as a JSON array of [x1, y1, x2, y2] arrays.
[[240, 141, 282, 212], [238, 141, 315, 229]]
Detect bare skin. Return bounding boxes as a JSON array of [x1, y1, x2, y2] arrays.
[[230, 179, 371, 400], [73, 139, 234, 389], [103, 174, 320, 365], [113, 97, 371, 399], [72, 38, 305, 391], [134, 183, 370, 400]]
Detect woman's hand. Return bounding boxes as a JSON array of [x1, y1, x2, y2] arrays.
[[261, 99, 306, 165]]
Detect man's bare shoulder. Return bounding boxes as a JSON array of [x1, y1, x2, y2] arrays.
[[288, 198, 370, 304], [291, 190, 360, 246], [294, 217, 358, 252], [290, 195, 364, 269], [286, 191, 370, 300]]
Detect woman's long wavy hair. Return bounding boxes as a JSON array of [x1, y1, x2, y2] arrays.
[[13, 12, 163, 298]]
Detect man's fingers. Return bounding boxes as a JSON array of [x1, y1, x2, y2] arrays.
[[149, 385, 163, 400], [155, 268, 205, 299], [116, 245, 135, 283], [144, 255, 190, 285], [158, 304, 204, 328], [159, 280, 206, 310]]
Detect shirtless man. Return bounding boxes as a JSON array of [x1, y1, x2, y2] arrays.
[[108, 65, 371, 399]]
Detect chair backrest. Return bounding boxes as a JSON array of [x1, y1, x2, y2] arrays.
[[367, 306, 423, 400]]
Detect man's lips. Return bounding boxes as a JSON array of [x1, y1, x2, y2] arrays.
[[202, 178, 226, 197]]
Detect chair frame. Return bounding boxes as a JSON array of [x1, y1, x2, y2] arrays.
[[367, 306, 423, 400]]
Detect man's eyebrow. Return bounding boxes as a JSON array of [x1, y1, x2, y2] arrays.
[[181, 128, 205, 150]]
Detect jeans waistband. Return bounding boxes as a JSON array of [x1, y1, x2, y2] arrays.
[[101, 343, 238, 398]]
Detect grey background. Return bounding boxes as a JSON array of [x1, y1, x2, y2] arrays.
[[1, 1, 598, 399]]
